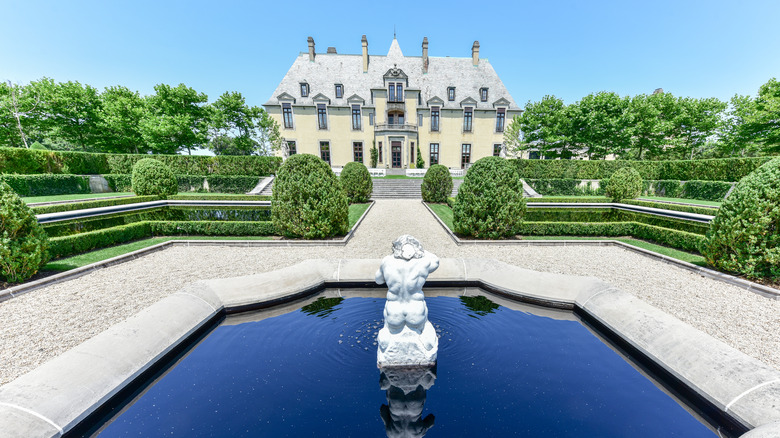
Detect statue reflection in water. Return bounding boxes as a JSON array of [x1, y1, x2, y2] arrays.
[[379, 366, 436, 438]]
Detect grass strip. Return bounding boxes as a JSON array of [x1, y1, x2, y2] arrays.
[[638, 196, 722, 207], [44, 236, 274, 271], [23, 192, 135, 203], [348, 203, 370, 228]]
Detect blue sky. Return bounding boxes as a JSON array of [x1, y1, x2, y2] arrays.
[[2, 0, 779, 108]]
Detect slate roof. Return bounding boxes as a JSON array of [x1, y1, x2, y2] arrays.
[[265, 38, 520, 111]]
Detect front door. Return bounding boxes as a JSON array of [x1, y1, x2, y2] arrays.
[[391, 141, 402, 168]]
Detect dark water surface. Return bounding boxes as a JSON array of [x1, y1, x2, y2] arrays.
[[95, 293, 716, 437]]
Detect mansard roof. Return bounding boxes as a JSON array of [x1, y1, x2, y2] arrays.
[[265, 38, 520, 111]]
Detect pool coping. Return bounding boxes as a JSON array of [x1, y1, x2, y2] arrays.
[[0, 201, 375, 304], [421, 201, 780, 300], [1, 258, 779, 436]]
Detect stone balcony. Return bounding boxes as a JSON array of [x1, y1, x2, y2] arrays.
[[375, 123, 418, 133]]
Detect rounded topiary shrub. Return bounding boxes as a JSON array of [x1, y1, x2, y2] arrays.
[[701, 157, 780, 280], [340, 161, 373, 203], [421, 164, 453, 203], [604, 167, 642, 202], [272, 154, 349, 239], [131, 158, 178, 197], [0, 181, 50, 283], [453, 156, 526, 239]]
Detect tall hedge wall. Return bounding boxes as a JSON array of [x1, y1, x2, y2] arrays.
[[514, 157, 771, 182], [0, 147, 281, 176]]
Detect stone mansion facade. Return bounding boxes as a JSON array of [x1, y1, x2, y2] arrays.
[[264, 36, 522, 169]]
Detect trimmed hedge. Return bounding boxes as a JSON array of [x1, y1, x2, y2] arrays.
[[131, 159, 178, 197], [524, 208, 710, 235], [527, 178, 733, 201], [518, 221, 705, 253], [0, 174, 90, 197], [681, 181, 732, 201], [340, 162, 373, 203], [525, 179, 603, 196], [514, 157, 771, 182], [167, 194, 271, 201], [421, 164, 454, 203], [104, 174, 262, 194], [30, 195, 160, 214], [0, 147, 281, 176], [605, 167, 643, 202], [48, 220, 277, 258], [527, 197, 611, 203]]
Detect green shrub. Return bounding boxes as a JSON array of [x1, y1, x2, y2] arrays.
[[49, 222, 152, 259], [0, 181, 50, 282], [0, 174, 90, 197], [701, 157, 780, 280], [416, 146, 425, 169], [131, 158, 178, 197], [454, 156, 526, 238], [340, 162, 373, 203], [29, 142, 47, 150], [421, 164, 453, 203], [446, 197, 456, 208], [272, 154, 348, 238], [103, 174, 132, 192], [604, 167, 643, 202]]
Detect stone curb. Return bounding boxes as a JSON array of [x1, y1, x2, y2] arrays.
[[36, 199, 274, 224], [0, 202, 375, 304], [421, 201, 780, 300], [2, 257, 779, 436]]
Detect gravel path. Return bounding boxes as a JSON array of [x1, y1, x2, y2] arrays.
[[1, 200, 779, 386]]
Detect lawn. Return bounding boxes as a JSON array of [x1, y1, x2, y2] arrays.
[[638, 196, 722, 207], [425, 202, 707, 267], [23, 192, 134, 203]]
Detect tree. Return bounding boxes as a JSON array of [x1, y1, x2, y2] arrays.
[[98, 85, 146, 153], [749, 78, 780, 153], [569, 91, 631, 159], [719, 94, 760, 157], [206, 91, 282, 156], [45, 80, 103, 151], [669, 96, 726, 160], [416, 144, 425, 168], [141, 83, 209, 155], [370, 141, 379, 168], [510, 95, 574, 159], [625, 94, 666, 160], [0, 80, 47, 148]]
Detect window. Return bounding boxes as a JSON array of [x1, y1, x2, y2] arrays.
[[287, 141, 297, 155], [430, 143, 439, 165], [388, 82, 403, 102], [529, 151, 541, 160], [320, 141, 331, 164], [300, 83, 309, 97], [496, 108, 506, 133], [369, 112, 374, 126], [352, 105, 361, 130], [282, 103, 294, 129], [430, 107, 440, 131], [448, 87, 455, 101], [353, 142, 363, 163], [410, 142, 415, 163], [463, 107, 473, 132], [480, 88, 488, 102], [461, 144, 471, 168], [335, 84, 343, 98], [317, 104, 327, 129], [418, 94, 422, 105], [378, 141, 383, 163], [418, 113, 423, 127], [493, 144, 502, 157]]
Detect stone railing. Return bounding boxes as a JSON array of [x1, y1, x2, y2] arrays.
[[375, 123, 418, 132], [405, 169, 426, 177], [449, 169, 464, 177], [333, 167, 386, 177]]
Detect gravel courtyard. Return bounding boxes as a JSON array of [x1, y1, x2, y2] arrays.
[[1, 199, 778, 386]]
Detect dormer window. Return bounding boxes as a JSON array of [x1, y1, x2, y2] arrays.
[[388, 82, 403, 102], [335, 84, 343, 98], [300, 83, 309, 97], [448, 87, 455, 101], [480, 88, 488, 102]]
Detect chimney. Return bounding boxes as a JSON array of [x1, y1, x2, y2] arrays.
[[308, 36, 315, 61], [471, 41, 480, 66], [422, 37, 429, 73], [362, 35, 369, 73]]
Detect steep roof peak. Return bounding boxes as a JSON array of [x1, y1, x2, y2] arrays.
[[387, 38, 403, 59]]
